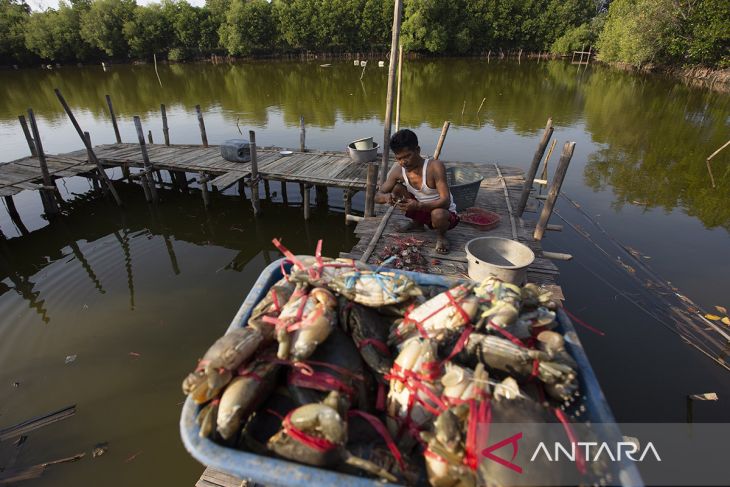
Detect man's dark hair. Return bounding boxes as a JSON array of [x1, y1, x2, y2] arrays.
[[390, 129, 419, 152]]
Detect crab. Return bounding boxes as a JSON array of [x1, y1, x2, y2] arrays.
[[267, 391, 397, 482]]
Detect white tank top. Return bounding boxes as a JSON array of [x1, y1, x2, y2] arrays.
[[401, 158, 456, 212]]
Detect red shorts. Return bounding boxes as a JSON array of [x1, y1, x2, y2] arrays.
[[406, 208, 460, 230]]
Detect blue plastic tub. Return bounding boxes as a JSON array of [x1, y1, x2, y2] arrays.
[[180, 259, 643, 486]]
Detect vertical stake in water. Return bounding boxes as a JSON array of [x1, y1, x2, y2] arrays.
[[161, 104, 170, 146], [249, 130, 260, 216], [105, 94, 122, 144], [54, 89, 122, 206], [26, 108, 60, 216], [517, 117, 553, 216], [299, 116, 306, 152], [534, 142, 575, 241], [133, 116, 158, 203], [196, 105, 208, 148], [18, 115, 37, 156], [380, 0, 404, 185]]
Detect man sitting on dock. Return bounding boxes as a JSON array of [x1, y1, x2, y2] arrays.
[[375, 129, 459, 254]]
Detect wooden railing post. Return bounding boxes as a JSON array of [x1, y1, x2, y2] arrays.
[[534, 142, 575, 241], [299, 116, 306, 152], [364, 163, 378, 217], [249, 130, 260, 216], [517, 117, 553, 216]]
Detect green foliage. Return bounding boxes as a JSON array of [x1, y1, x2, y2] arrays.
[[123, 4, 173, 58], [80, 0, 136, 58], [1, 0, 726, 68], [597, 0, 728, 68], [219, 0, 275, 56], [0, 0, 32, 64]]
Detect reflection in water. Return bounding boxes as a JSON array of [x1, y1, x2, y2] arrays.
[[1, 60, 727, 230]]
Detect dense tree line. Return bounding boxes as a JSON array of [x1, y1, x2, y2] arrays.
[[0, 0, 726, 68]]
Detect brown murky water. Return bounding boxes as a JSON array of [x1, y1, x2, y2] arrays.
[[0, 59, 728, 485]]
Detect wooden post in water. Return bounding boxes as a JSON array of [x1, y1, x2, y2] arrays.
[[281, 181, 288, 205], [534, 142, 575, 241], [161, 104, 170, 146], [84, 132, 103, 194], [380, 0, 404, 185], [18, 115, 37, 156], [133, 116, 158, 203], [248, 130, 260, 216], [517, 117, 553, 216], [299, 116, 306, 152], [315, 185, 328, 206], [394, 43, 404, 132], [147, 130, 153, 144], [434, 121, 450, 159], [55, 89, 123, 206], [26, 109, 60, 216], [3, 196, 29, 236], [540, 138, 557, 180], [303, 185, 311, 220], [196, 105, 208, 147], [105, 95, 122, 144], [344, 189, 352, 224], [199, 173, 210, 207], [364, 163, 378, 217], [264, 179, 271, 200]]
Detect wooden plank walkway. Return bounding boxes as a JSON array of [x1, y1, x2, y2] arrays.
[[1, 143, 371, 194], [340, 161, 564, 299]]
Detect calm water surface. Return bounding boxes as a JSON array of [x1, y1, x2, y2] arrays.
[[0, 59, 728, 485]]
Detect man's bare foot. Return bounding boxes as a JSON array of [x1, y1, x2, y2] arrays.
[[398, 220, 425, 232], [436, 234, 449, 254]]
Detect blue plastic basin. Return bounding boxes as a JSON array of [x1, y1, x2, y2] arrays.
[[180, 259, 643, 486]]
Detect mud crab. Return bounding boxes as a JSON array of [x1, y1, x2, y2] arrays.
[[273, 286, 338, 361], [389, 284, 480, 346], [267, 391, 397, 482], [329, 270, 422, 307]]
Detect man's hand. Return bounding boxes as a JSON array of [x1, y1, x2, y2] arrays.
[[397, 199, 420, 213]]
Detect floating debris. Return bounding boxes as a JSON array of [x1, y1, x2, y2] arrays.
[[64, 355, 77, 365]]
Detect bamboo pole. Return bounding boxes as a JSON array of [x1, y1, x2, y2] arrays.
[[4, 196, 29, 236], [344, 189, 352, 224], [433, 121, 450, 159], [55, 89, 122, 206], [364, 163, 378, 217], [706, 139, 730, 189], [18, 115, 36, 156], [196, 105, 208, 147], [394, 43, 404, 132], [199, 173, 210, 207], [105, 95, 122, 144], [26, 109, 60, 216], [380, 0, 404, 185], [132, 116, 158, 203], [299, 116, 306, 152], [360, 205, 395, 263], [534, 142, 575, 241], [540, 138, 558, 180], [517, 117, 553, 216], [249, 130, 260, 216], [161, 104, 170, 146]]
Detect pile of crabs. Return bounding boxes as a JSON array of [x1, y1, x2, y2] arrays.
[[182, 241, 606, 486]]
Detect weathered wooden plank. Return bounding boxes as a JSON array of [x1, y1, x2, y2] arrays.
[[210, 171, 249, 191]]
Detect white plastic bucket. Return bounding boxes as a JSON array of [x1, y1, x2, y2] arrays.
[[465, 237, 535, 285]]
